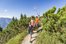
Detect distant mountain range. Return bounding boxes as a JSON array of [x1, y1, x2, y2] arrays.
[[0, 18, 12, 28]]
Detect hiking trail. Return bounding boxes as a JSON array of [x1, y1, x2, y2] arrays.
[[21, 32, 38, 44]]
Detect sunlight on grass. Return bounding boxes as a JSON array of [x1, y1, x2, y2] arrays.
[[6, 30, 27, 44]]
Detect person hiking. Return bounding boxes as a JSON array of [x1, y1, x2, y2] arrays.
[[28, 16, 35, 43], [35, 16, 40, 28], [35, 16, 43, 33]]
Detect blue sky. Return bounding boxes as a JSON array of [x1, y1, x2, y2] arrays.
[[0, 0, 66, 18]]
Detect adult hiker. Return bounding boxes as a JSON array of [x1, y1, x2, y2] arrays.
[[28, 16, 35, 43]]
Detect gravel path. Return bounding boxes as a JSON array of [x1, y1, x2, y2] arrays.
[[22, 33, 37, 44]]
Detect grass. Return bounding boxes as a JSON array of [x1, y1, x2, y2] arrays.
[[36, 28, 66, 44], [6, 30, 27, 44]]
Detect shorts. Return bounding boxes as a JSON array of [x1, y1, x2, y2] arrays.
[[28, 26, 33, 35]]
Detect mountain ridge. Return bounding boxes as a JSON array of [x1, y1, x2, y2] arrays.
[[0, 17, 11, 28]]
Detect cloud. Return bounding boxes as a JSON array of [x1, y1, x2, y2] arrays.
[[0, 9, 12, 18], [0, 15, 12, 18]]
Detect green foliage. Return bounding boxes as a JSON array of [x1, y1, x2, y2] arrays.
[[6, 30, 27, 44], [0, 26, 2, 32], [36, 6, 66, 44], [43, 6, 56, 18], [57, 8, 61, 14], [36, 31, 66, 44], [20, 13, 23, 19], [0, 14, 29, 44]]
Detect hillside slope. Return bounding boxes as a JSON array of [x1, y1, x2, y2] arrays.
[[36, 6, 66, 44], [6, 30, 27, 44]]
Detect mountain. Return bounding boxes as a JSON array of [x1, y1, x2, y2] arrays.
[[0, 18, 11, 28]]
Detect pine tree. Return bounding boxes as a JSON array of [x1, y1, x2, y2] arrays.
[[24, 14, 27, 19], [0, 26, 2, 32], [12, 17, 15, 21], [20, 13, 23, 19], [57, 8, 61, 14]]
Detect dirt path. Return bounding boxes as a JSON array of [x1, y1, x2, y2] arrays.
[[22, 32, 37, 44]]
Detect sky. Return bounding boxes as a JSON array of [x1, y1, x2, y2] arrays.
[[0, 0, 66, 19]]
